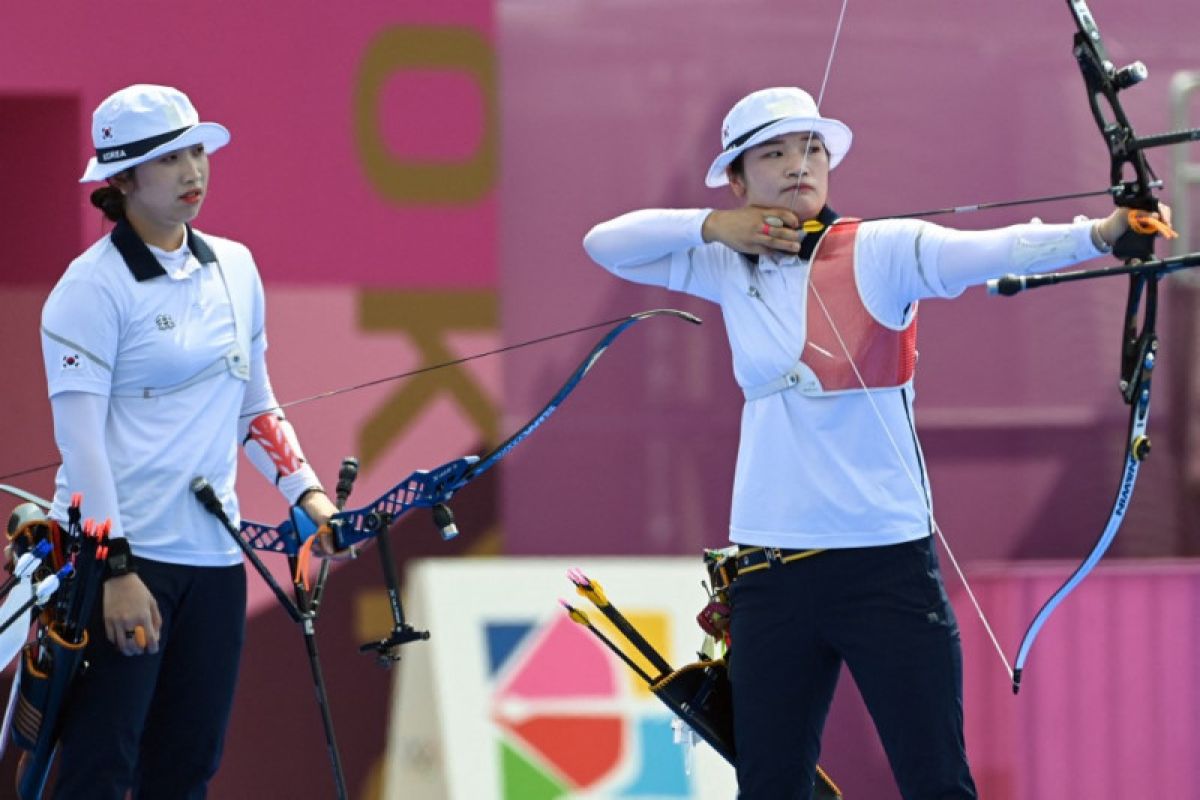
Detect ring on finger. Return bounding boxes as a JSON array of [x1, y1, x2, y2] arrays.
[[761, 222, 771, 235]]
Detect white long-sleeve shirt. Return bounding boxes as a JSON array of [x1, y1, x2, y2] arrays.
[[584, 209, 1105, 548]]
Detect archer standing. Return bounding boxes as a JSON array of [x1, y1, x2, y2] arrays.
[[583, 86, 1163, 799], [38, 84, 339, 798]]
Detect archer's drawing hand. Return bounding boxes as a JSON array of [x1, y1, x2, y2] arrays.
[[703, 207, 803, 256]]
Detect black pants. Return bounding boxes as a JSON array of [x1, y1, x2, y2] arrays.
[[728, 538, 977, 800], [51, 559, 247, 800]]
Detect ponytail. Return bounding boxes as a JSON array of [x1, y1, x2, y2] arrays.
[[89, 170, 135, 222], [89, 185, 126, 222]]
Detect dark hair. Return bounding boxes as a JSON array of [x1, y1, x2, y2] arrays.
[[89, 169, 135, 222], [90, 186, 126, 222], [729, 153, 746, 182]]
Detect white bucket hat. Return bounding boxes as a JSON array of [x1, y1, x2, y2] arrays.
[[79, 84, 230, 183], [705, 87, 853, 188]]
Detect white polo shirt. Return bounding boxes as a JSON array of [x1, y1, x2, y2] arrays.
[[41, 221, 268, 566], [584, 209, 1104, 549]]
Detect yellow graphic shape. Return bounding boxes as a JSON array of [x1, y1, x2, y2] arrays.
[[594, 609, 672, 697], [354, 25, 497, 204]]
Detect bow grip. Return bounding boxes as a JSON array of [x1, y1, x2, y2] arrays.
[[1111, 197, 1161, 262], [288, 504, 320, 544], [1112, 228, 1156, 262]]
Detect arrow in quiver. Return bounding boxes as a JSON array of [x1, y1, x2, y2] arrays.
[[563, 566, 843, 800], [3, 495, 112, 800]]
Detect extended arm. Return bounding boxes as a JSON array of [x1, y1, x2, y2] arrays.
[[930, 205, 1162, 297]]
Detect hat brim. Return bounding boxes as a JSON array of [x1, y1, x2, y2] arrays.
[[704, 116, 853, 188], [79, 122, 231, 183]]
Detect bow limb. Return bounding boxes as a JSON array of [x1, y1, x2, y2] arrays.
[[1009, 279, 1159, 691], [1011, 367, 1154, 691], [0, 484, 52, 511], [459, 308, 700, 481], [238, 308, 701, 555]]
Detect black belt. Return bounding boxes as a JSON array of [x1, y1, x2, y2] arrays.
[[734, 546, 824, 575]]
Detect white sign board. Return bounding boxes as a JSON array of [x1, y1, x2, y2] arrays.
[[382, 557, 739, 800]]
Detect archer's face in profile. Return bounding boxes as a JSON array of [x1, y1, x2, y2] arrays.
[[729, 132, 830, 222]]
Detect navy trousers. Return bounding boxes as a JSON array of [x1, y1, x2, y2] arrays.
[[728, 537, 977, 800], [51, 559, 246, 800]]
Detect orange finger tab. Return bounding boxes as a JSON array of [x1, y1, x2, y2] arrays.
[[1127, 209, 1178, 239], [294, 533, 321, 591]]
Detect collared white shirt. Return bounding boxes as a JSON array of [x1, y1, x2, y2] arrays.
[[41, 221, 269, 566], [584, 209, 1104, 549]]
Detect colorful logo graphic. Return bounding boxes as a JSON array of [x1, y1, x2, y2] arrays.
[[486, 612, 690, 799]]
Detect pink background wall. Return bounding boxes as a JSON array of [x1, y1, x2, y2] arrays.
[[1, 0, 1198, 797]]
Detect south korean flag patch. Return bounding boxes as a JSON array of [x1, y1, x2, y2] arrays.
[[61, 353, 83, 370]]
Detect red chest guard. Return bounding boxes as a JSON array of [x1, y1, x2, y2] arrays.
[[800, 219, 918, 394], [742, 219, 918, 400]]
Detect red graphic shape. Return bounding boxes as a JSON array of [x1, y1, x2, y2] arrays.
[[506, 716, 623, 790]]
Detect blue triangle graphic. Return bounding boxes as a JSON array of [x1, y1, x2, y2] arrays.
[[485, 621, 536, 677]]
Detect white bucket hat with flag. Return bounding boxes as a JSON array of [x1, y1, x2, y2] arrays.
[[705, 87, 853, 188], [80, 84, 231, 183]]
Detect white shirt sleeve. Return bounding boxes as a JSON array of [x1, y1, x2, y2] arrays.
[[583, 208, 728, 302], [926, 218, 1105, 296], [856, 218, 1107, 324], [50, 391, 126, 540], [41, 276, 120, 398]]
